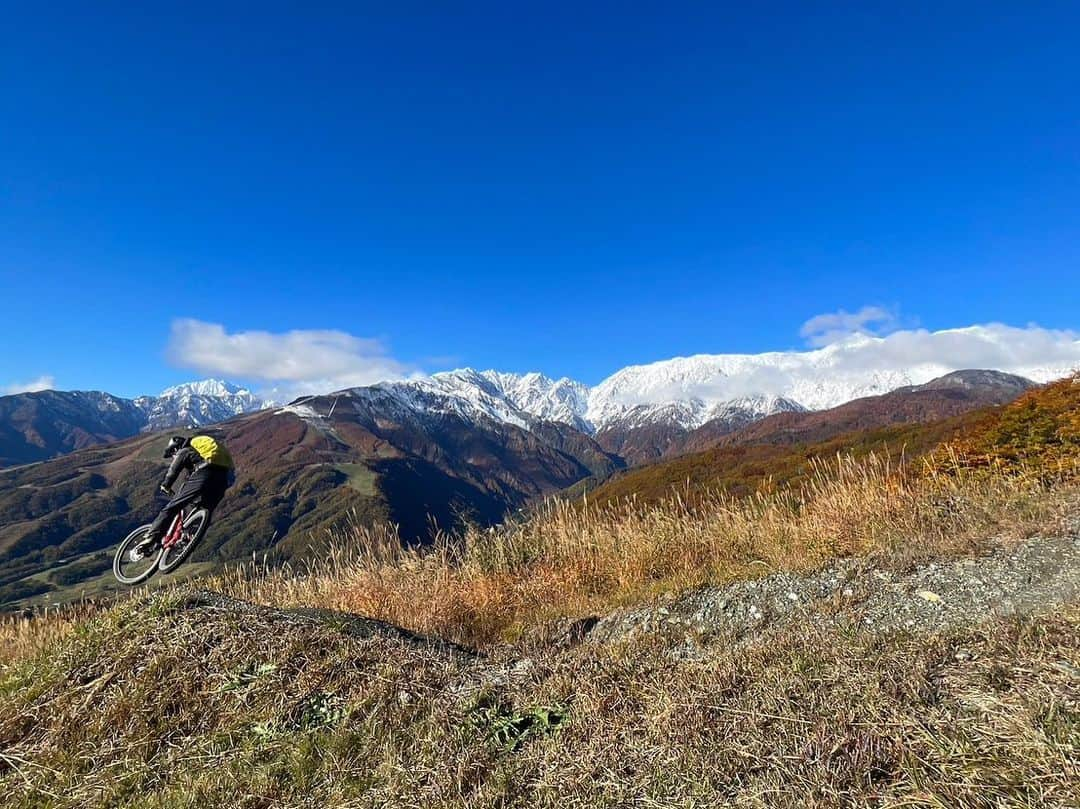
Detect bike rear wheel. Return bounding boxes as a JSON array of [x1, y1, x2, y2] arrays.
[[113, 524, 163, 585], [158, 508, 211, 574]]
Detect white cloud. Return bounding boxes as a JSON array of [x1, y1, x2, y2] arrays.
[[166, 319, 416, 399], [592, 323, 1080, 414], [2, 375, 56, 395], [817, 323, 1080, 378], [800, 305, 899, 347]]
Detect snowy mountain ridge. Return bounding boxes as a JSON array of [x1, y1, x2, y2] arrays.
[[14, 326, 1080, 442], [347, 326, 1079, 435], [134, 379, 266, 432]]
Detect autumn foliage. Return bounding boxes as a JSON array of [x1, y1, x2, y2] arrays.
[[941, 373, 1080, 475]]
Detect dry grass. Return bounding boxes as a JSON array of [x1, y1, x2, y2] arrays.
[[1, 587, 1076, 808], [3, 449, 1072, 661], [3, 451, 1068, 674], [0, 601, 104, 669], [211, 452, 1074, 648]]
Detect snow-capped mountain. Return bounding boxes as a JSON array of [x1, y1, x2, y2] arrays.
[[317, 325, 1077, 440], [6, 324, 1078, 469], [309, 373, 808, 466], [480, 371, 591, 432], [583, 326, 1080, 429], [287, 370, 590, 434], [590, 394, 806, 434], [310, 371, 808, 438], [135, 380, 265, 432], [374, 327, 1076, 437], [283, 356, 1043, 469]]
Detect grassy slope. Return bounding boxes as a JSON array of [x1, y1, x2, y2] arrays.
[[0, 588, 1076, 807]]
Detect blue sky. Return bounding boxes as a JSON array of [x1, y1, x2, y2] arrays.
[[2, 3, 1078, 398]]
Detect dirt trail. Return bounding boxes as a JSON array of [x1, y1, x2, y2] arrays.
[[589, 533, 1080, 645]]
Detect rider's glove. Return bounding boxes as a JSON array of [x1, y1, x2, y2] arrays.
[[159, 484, 173, 497]]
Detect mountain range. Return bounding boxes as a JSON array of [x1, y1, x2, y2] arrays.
[[275, 332, 1079, 464], [320, 331, 1074, 437], [4, 327, 1077, 469], [0, 380, 263, 467], [576, 369, 1038, 508]]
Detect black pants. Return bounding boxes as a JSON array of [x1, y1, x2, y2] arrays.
[[147, 465, 229, 540]]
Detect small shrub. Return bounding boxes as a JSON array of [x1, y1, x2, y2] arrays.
[[296, 692, 347, 731], [468, 702, 568, 753]]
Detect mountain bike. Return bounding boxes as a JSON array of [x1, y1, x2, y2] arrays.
[[113, 500, 212, 585]]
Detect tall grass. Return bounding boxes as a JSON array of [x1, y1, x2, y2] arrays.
[[213, 452, 1073, 646], [0, 601, 102, 667]]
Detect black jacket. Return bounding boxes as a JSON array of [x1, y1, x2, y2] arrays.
[[162, 447, 204, 491]]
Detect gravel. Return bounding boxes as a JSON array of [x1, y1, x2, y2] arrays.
[[589, 534, 1080, 645]]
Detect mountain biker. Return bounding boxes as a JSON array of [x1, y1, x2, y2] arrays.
[[135, 434, 235, 555]]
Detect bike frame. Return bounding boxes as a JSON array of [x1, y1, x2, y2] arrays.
[[162, 508, 189, 550]]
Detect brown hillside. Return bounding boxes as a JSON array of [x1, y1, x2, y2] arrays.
[[594, 420, 689, 465], [0, 390, 146, 467], [582, 414, 981, 509], [0, 398, 621, 610], [672, 369, 1032, 456]]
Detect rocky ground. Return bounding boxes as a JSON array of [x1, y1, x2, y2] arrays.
[[589, 533, 1080, 647]]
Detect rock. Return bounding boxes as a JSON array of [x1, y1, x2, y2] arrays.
[[588, 535, 1080, 645]]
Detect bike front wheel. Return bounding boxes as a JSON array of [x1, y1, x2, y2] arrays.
[[158, 508, 211, 574], [113, 524, 163, 585]]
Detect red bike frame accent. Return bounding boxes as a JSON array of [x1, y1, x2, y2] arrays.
[[162, 510, 186, 550]]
